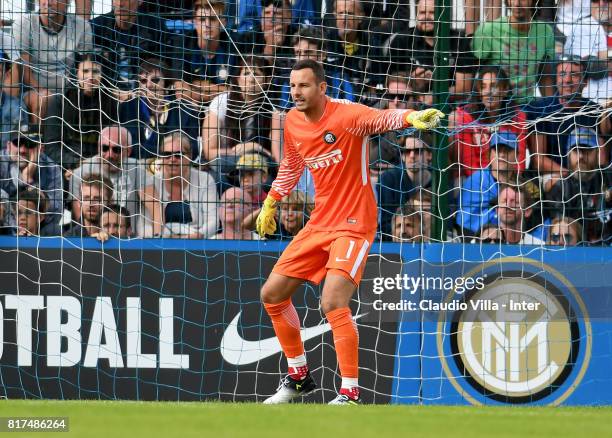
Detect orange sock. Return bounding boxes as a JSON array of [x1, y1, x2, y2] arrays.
[[263, 299, 304, 359], [326, 307, 359, 379]]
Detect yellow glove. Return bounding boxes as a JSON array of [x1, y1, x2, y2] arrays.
[[256, 196, 278, 237], [406, 108, 445, 130]]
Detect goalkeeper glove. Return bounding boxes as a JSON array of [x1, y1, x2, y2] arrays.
[[256, 196, 278, 237], [406, 108, 445, 130]]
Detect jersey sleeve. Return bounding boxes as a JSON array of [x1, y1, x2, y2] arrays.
[[343, 103, 411, 137], [269, 129, 306, 201]]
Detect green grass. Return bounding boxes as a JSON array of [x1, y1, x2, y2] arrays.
[[0, 400, 611, 438]]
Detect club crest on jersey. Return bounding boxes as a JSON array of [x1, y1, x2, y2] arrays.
[[303, 149, 344, 170], [323, 132, 337, 144]]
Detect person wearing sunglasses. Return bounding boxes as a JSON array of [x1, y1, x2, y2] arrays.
[[0, 130, 62, 235], [546, 215, 583, 246], [120, 57, 200, 160], [43, 52, 118, 171], [140, 131, 218, 238], [68, 126, 141, 234], [378, 132, 433, 240]]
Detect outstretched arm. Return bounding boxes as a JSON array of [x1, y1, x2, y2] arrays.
[[346, 104, 444, 137]]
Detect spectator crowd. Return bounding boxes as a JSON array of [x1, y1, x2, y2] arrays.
[[0, 0, 611, 246]]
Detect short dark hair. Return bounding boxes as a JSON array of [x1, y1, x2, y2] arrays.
[[139, 57, 170, 79], [394, 204, 418, 218], [15, 188, 47, 215], [193, 0, 225, 13], [81, 173, 114, 201], [475, 65, 510, 88], [262, 0, 291, 8], [103, 204, 132, 228], [403, 131, 433, 150], [291, 59, 325, 84], [292, 26, 325, 51]]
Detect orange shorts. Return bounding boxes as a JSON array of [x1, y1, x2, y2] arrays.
[[272, 226, 376, 285]]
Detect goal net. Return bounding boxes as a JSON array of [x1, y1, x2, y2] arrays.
[[0, 0, 608, 404]]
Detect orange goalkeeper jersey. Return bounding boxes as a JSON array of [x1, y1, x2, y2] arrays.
[[269, 97, 413, 234]]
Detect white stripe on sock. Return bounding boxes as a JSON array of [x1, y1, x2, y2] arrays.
[[287, 354, 307, 369], [341, 377, 359, 389]]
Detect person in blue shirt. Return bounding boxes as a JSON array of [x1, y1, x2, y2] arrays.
[[171, 0, 234, 105], [119, 57, 200, 159], [230, 0, 318, 32], [456, 131, 520, 235], [0, 83, 26, 147], [275, 25, 355, 111]]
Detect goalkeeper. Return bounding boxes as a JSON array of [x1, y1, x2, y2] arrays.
[[258, 59, 443, 405]]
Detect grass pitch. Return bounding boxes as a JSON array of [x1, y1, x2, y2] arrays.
[[1, 400, 610, 438]]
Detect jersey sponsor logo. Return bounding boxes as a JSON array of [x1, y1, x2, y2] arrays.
[[303, 149, 344, 170], [323, 131, 337, 144], [220, 312, 366, 365]]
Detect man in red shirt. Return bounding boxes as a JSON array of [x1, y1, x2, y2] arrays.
[[257, 59, 443, 404]]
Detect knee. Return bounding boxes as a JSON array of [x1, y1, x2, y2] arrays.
[[261, 280, 282, 304], [320, 297, 342, 316]]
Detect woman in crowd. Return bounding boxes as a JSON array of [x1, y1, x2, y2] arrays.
[[201, 56, 277, 161], [448, 66, 530, 184], [43, 52, 117, 170], [140, 132, 218, 238]]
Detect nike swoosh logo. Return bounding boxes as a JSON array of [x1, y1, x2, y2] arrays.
[[220, 312, 366, 366]]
